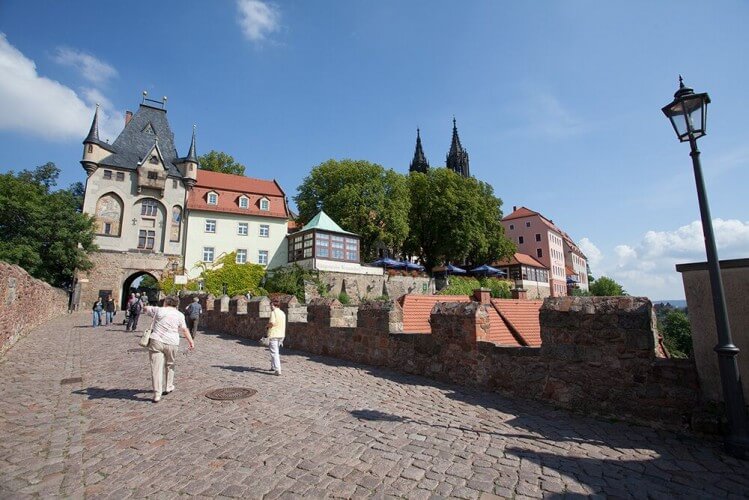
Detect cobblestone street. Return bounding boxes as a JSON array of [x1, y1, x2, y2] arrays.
[[1, 313, 748, 499]]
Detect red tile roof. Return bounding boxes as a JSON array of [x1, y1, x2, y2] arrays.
[[399, 295, 540, 347], [493, 252, 548, 269], [187, 170, 289, 219], [491, 299, 543, 347]]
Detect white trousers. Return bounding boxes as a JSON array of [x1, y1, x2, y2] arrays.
[[149, 339, 177, 397], [269, 338, 283, 373]]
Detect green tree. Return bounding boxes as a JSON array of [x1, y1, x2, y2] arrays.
[[295, 159, 411, 261], [661, 309, 692, 358], [405, 169, 514, 272], [189, 252, 266, 296], [588, 276, 627, 296], [0, 164, 97, 287], [264, 264, 321, 302], [198, 150, 246, 175]]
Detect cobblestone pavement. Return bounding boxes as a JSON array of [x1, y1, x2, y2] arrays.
[[2, 313, 749, 499]]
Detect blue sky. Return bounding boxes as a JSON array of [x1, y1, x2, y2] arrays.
[[1, 0, 748, 300]]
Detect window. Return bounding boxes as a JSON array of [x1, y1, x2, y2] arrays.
[[526, 221, 531, 227], [207, 192, 218, 205], [236, 249, 247, 264], [141, 199, 158, 216], [237, 222, 248, 236], [345, 238, 359, 261], [172, 179, 178, 189], [203, 247, 214, 262], [260, 198, 269, 211], [170, 206, 182, 242], [518, 236, 524, 244], [239, 197, 249, 209], [535, 233, 541, 242], [259, 224, 269, 237], [103, 170, 112, 180], [258, 250, 268, 265], [147, 171, 158, 180], [104, 222, 112, 235], [509, 224, 514, 230], [205, 219, 216, 233], [149, 155, 159, 164], [87, 144, 93, 153], [116, 172, 125, 181], [316, 233, 330, 258], [537, 248, 543, 258], [138, 230, 155, 250], [331, 235, 344, 259]]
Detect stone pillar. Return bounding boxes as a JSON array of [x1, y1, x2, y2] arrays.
[[676, 258, 749, 403], [473, 288, 491, 304], [217, 294, 230, 313], [230, 295, 248, 315], [430, 301, 486, 385], [512, 287, 527, 300]]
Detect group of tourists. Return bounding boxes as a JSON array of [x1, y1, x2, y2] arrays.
[[90, 292, 286, 403]]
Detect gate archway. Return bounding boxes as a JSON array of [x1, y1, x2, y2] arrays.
[[121, 271, 160, 310]]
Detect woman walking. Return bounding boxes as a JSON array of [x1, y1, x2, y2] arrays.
[[92, 297, 103, 327], [142, 296, 195, 403]]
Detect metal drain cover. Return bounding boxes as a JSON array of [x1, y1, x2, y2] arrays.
[[205, 387, 257, 401], [60, 377, 83, 385]]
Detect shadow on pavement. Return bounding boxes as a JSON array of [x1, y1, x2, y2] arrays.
[[72, 387, 152, 402], [212, 364, 275, 375]]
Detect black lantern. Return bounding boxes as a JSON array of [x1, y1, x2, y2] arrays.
[[661, 76, 710, 142], [171, 261, 178, 273]]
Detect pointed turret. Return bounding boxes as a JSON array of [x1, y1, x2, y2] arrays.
[[84, 104, 100, 144], [186, 125, 198, 163], [409, 128, 430, 173], [176, 125, 199, 190], [446, 117, 470, 177]]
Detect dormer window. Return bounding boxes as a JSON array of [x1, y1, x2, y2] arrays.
[[238, 196, 249, 209], [207, 192, 218, 205], [149, 155, 159, 164], [259, 198, 269, 211], [147, 171, 158, 180]]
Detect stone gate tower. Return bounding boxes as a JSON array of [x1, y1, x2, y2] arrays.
[[75, 94, 198, 308]]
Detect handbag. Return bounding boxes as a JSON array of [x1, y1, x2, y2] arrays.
[[139, 312, 158, 348], [260, 336, 270, 347]]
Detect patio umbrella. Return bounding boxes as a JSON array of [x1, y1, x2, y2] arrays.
[[370, 257, 406, 269], [401, 261, 425, 272], [470, 264, 505, 276], [444, 263, 467, 274]]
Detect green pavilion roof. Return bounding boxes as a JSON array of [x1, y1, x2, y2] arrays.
[[301, 210, 358, 236]]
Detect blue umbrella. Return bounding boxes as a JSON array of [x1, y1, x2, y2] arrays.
[[370, 257, 406, 269], [401, 261, 425, 271], [470, 264, 505, 276], [444, 263, 467, 274]]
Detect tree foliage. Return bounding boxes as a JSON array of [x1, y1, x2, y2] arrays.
[[406, 169, 514, 272], [264, 264, 321, 302], [198, 150, 246, 175], [438, 276, 512, 298], [660, 309, 693, 359], [295, 159, 411, 261], [0, 164, 96, 287], [588, 276, 627, 296]]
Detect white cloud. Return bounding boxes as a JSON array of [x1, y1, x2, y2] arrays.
[[578, 237, 602, 268], [591, 219, 749, 299], [0, 34, 120, 142], [236, 0, 281, 43], [53, 47, 117, 85], [514, 91, 587, 139]]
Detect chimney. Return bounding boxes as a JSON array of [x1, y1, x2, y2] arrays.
[[125, 110, 133, 125], [511, 287, 527, 300], [513, 206, 517, 211]]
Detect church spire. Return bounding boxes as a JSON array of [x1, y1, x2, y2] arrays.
[[446, 117, 470, 177], [409, 128, 429, 173], [84, 104, 100, 144]]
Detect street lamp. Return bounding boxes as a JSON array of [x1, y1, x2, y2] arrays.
[[662, 76, 749, 459]]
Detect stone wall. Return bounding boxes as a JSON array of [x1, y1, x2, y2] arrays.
[[182, 293, 700, 430], [0, 262, 69, 355], [305, 272, 434, 303]]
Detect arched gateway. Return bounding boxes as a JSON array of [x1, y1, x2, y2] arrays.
[[121, 271, 160, 309]]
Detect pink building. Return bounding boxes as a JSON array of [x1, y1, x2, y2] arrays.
[[501, 206, 588, 297]]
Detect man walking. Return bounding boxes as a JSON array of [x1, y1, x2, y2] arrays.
[[184, 297, 202, 339], [127, 293, 143, 331], [266, 298, 286, 376]]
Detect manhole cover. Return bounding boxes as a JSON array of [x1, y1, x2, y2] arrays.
[[205, 387, 257, 401], [60, 377, 83, 385]]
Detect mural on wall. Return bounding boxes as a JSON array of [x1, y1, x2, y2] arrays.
[[95, 193, 123, 236], [170, 205, 182, 242]]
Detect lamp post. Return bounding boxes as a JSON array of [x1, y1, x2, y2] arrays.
[[662, 77, 749, 459]]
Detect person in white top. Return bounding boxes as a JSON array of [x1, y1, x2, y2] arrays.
[[142, 296, 195, 403], [266, 298, 286, 376]]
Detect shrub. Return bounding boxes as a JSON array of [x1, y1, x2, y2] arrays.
[[437, 276, 481, 296], [264, 263, 322, 303], [479, 277, 512, 298], [188, 252, 266, 296], [338, 292, 350, 304], [660, 309, 693, 358]]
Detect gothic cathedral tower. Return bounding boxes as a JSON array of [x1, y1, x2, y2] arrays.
[[446, 118, 470, 177]]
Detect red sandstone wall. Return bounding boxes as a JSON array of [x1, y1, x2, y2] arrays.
[[0, 262, 69, 355], [184, 292, 700, 431]]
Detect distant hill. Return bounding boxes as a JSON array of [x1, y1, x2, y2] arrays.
[[654, 299, 687, 309]]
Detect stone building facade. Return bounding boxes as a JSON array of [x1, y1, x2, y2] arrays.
[[76, 96, 197, 308]]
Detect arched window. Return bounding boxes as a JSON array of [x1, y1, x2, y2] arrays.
[[141, 198, 159, 216], [95, 193, 123, 236], [170, 206, 182, 242]]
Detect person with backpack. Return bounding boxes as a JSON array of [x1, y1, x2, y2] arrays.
[[184, 297, 202, 339], [127, 294, 143, 331], [92, 297, 103, 327]]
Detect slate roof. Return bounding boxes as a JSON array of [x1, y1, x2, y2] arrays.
[[98, 104, 184, 177], [399, 295, 542, 347]]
